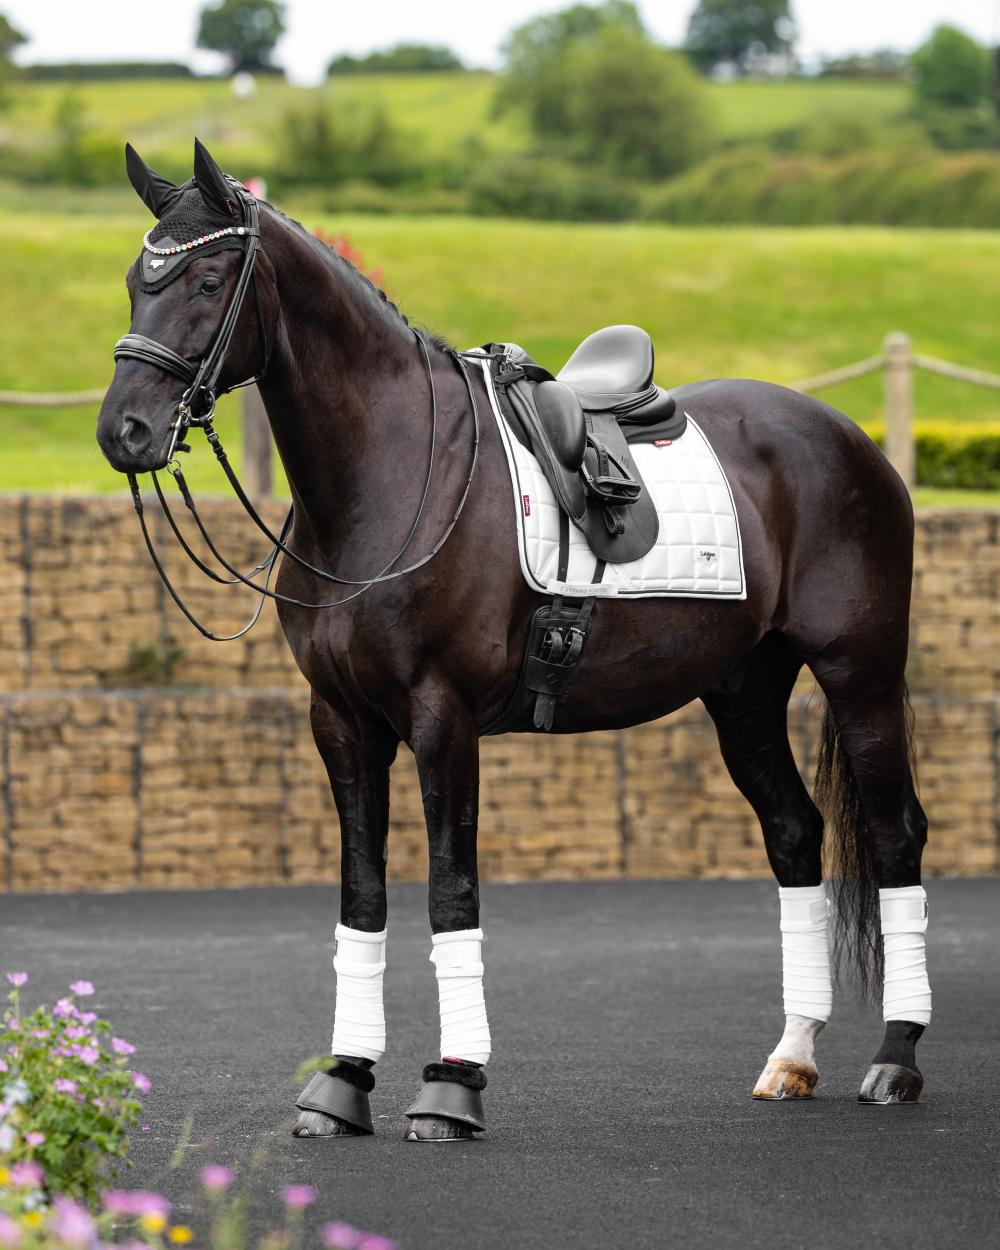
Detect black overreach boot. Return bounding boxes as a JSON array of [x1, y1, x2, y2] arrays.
[[294, 1057, 375, 1136], [404, 1061, 487, 1142]]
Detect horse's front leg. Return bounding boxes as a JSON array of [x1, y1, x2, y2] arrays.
[[293, 692, 398, 1138], [403, 694, 491, 1142]]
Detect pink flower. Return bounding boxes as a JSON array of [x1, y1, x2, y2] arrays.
[[10, 1160, 44, 1187], [77, 1045, 100, 1066], [102, 1192, 171, 1218], [0, 1213, 21, 1248], [0, 1059, 7, 1073], [78, 1013, 97, 1026], [323, 1226, 363, 1249], [25, 1131, 45, 1146], [54, 998, 78, 1018], [281, 1185, 316, 1209], [131, 1072, 151, 1094], [64, 1027, 90, 1041], [31, 1030, 50, 1040], [51, 1197, 95, 1248], [111, 1037, 136, 1056], [200, 1165, 234, 1191], [141, 1125, 150, 1133], [54, 1078, 78, 1095], [5, 972, 27, 987], [69, 981, 94, 997]]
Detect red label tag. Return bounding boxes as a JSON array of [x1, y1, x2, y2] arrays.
[[653, 439, 672, 447], [522, 494, 531, 516]]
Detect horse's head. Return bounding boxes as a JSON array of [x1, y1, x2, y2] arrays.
[[97, 139, 273, 474]]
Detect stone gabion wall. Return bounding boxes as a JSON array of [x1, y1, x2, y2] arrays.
[[0, 496, 997, 892]]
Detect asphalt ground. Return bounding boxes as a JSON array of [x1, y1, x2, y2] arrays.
[[2, 879, 997, 1250]]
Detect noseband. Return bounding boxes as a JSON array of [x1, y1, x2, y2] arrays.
[[113, 185, 481, 640], [113, 181, 266, 462]]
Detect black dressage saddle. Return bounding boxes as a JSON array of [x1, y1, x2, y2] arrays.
[[486, 325, 686, 563], [482, 325, 687, 734]]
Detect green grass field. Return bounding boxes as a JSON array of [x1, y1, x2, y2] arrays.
[[4, 72, 911, 179], [1, 202, 997, 502]]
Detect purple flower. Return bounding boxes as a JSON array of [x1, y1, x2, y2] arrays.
[[10, 1160, 44, 1187], [31, 1030, 50, 1040], [111, 1037, 136, 1057], [200, 1165, 234, 1192], [54, 999, 78, 1018], [141, 1125, 150, 1133], [78, 1013, 97, 1026], [54, 1078, 78, 1095], [0, 1059, 7, 1073], [77, 1045, 100, 1066], [0, 1213, 21, 1248], [5, 972, 27, 988], [281, 1185, 316, 1209], [25, 1130, 45, 1146], [131, 1072, 151, 1094], [51, 1197, 96, 1248], [64, 1026, 90, 1041], [102, 1192, 171, 1219], [322, 1226, 363, 1250], [69, 981, 95, 997]]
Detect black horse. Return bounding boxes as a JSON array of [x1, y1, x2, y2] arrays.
[[98, 142, 930, 1140]]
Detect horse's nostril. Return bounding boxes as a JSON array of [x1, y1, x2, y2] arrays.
[[121, 413, 153, 454]]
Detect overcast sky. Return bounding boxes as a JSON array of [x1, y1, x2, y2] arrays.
[[8, 1, 999, 84]]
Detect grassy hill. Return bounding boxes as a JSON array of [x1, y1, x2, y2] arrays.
[[1, 202, 997, 499], [2, 72, 911, 181]]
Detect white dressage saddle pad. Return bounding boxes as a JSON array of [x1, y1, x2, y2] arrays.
[[479, 358, 746, 600]]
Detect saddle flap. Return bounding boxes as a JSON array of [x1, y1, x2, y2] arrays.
[[533, 380, 586, 471]]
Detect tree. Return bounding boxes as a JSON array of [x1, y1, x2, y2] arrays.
[[0, 12, 26, 62], [684, 0, 795, 75], [563, 25, 716, 177], [910, 25, 990, 110], [197, 0, 285, 73], [328, 44, 463, 76], [494, 0, 644, 136]]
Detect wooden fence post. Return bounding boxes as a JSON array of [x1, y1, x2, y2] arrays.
[[242, 385, 272, 499], [883, 331, 915, 490]]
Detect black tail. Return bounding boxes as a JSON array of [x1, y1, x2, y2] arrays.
[[813, 701, 883, 999]]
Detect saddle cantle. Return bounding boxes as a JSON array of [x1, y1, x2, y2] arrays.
[[482, 325, 689, 733], [486, 326, 685, 564]]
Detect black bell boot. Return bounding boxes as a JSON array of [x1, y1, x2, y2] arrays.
[[293, 1057, 376, 1137], [404, 1060, 487, 1142]]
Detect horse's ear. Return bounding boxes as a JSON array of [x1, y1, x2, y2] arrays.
[[125, 143, 182, 218], [193, 137, 240, 219]]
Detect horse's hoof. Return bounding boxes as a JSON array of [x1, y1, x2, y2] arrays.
[[752, 1059, 818, 1100], [292, 1109, 366, 1137], [858, 1063, 923, 1104], [404, 1115, 477, 1143]]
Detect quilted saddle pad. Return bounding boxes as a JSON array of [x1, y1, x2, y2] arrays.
[[480, 358, 746, 600]]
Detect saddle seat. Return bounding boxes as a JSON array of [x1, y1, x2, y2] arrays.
[[557, 325, 676, 426]]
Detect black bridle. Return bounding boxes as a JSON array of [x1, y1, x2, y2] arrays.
[[115, 184, 480, 640]]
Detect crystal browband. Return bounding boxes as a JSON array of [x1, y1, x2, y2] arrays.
[[142, 225, 250, 256]]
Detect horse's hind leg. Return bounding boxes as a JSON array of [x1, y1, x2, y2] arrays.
[[702, 634, 831, 1100], [807, 658, 930, 1105], [293, 693, 398, 1138]]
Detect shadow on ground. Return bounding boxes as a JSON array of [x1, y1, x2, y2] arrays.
[[2, 879, 997, 1249]]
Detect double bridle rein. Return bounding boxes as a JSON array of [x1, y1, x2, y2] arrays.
[[113, 183, 480, 640]]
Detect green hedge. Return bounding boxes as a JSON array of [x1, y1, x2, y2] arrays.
[[864, 424, 1000, 490], [468, 156, 639, 222], [644, 147, 1000, 227]]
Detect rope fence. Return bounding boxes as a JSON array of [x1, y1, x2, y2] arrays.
[[4, 332, 999, 493]]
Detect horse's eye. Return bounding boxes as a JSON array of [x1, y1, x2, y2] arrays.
[[201, 276, 223, 295]]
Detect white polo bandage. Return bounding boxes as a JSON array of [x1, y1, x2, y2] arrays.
[[430, 928, 491, 1064], [330, 923, 387, 1063], [880, 886, 931, 1026], [778, 884, 832, 1022]]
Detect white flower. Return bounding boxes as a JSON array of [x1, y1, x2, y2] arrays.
[[3, 1077, 30, 1105], [0, 1123, 13, 1151]]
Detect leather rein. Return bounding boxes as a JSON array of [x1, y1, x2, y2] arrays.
[[114, 183, 481, 641]]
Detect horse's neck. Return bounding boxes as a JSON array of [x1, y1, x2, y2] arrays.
[[257, 217, 437, 557]]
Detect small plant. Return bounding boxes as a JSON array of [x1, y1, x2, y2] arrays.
[[123, 643, 184, 688], [0, 974, 145, 1204]]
